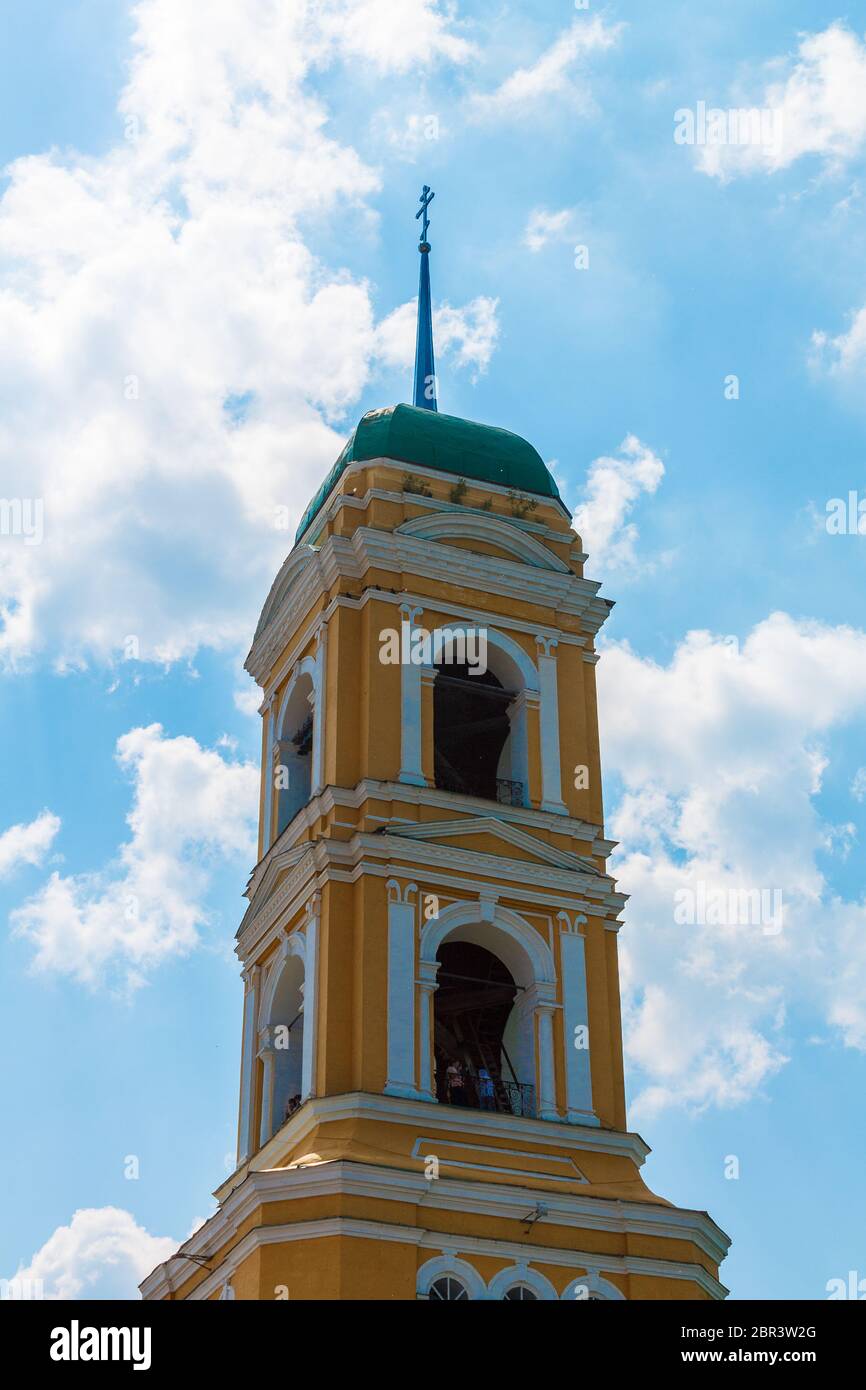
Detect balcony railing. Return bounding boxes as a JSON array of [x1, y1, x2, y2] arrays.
[[495, 778, 525, 807], [433, 768, 525, 807], [500, 1081, 536, 1118], [447, 1077, 536, 1119]]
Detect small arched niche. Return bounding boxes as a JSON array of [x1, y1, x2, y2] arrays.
[[264, 953, 305, 1138], [276, 671, 314, 836]]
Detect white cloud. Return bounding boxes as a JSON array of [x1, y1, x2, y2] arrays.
[[852, 767, 866, 802], [523, 207, 574, 253], [572, 434, 664, 573], [0, 0, 480, 671], [374, 295, 500, 379], [0, 810, 60, 878], [599, 613, 866, 1117], [10, 724, 257, 990], [696, 23, 866, 180], [811, 305, 866, 376], [3, 1207, 178, 1300], [470, 15, 623, 121], [314, 0, 473, 73]]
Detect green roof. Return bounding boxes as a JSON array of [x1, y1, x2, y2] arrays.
[[294, 403, 562, 544]]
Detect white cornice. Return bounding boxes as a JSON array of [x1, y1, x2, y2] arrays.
[[247, 520, 612, 685], [151, 1213, 727, 1303], [238, 815, 627, 953], [140, 1114, 729, 1302]]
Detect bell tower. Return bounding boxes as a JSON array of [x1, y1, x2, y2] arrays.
[[141, 193, 730, 1303]]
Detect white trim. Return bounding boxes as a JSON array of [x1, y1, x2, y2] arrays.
[[562, 1271, 626, 1301], [143, 1205, 726, 1302], [559, 921, 594, 1122], [487, 1264, 558, 1301], [420, 898, 556, 987], [385, 880, 423, 1098], [245, 525, 612, 688], [535, 637, 568, 815], [398, 605, 427, 786], [397, 512, 571, 572], [417, 1255, 487, 1301], [237, 967, 259, 1162]]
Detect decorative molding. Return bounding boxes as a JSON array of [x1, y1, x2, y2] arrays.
[[140, 1154, 729, 1302], [397, 512, 571, 573]]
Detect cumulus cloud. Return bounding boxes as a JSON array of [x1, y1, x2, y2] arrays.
[[0, 0, 483, 671], [0, 810, 60, 878], [3, 1207, 178, 1300], [599, 613, 866, 1117], [314, 0, 473, 72], [811, 304, 866, 376], [694, 23, 866, 180], [523, 208, 574, 253], [374, 295, 499, 379], [470, 15, 623, 121], [572, 434, 665, 573], [10, 724, 257, 990]]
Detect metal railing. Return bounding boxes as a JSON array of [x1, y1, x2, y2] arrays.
[[495, 778, 525, 807], [500, 1081, 536, 1118], [433, 768, 525, 806]]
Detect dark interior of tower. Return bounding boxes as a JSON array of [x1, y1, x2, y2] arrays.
[[433, 941, 535, 1118], [433, 661, 522, 804]]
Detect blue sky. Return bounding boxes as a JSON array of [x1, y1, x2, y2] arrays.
[[2, 0, 866, 1299]]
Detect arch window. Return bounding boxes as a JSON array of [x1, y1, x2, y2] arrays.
[[428, 1276, 470, 1302], [503, 1285, 539, 1301]]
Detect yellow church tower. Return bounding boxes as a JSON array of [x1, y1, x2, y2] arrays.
[[142, 190, 729, 1302]]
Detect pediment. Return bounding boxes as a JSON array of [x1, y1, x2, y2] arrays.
[[396, 512, 570, 572], [385, 816, 601, 875], [242, 841, 312, 928], [252, 544, 316, 644]]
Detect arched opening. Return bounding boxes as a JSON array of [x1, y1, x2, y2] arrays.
[[276, 673, 314, 836], [265, 954, 305, 1138], [433, 941, 536, 1117], [503, 1286, 538, 1301], [433, 661, 516, 801], [431, 632, 529, 806]]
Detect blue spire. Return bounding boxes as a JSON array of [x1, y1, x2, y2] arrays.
[[413, 185, 437, 412]]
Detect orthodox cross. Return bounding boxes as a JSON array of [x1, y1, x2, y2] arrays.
[[416, 185, 434, 244]]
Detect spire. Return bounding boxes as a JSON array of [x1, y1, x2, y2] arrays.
[[413, 185, 438, 412]]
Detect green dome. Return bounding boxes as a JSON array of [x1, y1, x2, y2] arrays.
[[295, 403, 561, 544]]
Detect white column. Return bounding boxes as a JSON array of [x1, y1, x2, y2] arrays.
[[238, 965, 260, 1162], [417, 961, 440, 1101], [261, 698, 275, 851], [559, 917, 595, 1123], [504, 690, 531, 805], [311, 624, 327, 794], [399, 604, 427, 786], [301, 896, 320, 1100], [536, 636, 568, 815], [258, 1031, 275, 1146], [385, 881, 421, 1098], [535, 1000, 559, 1121]]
